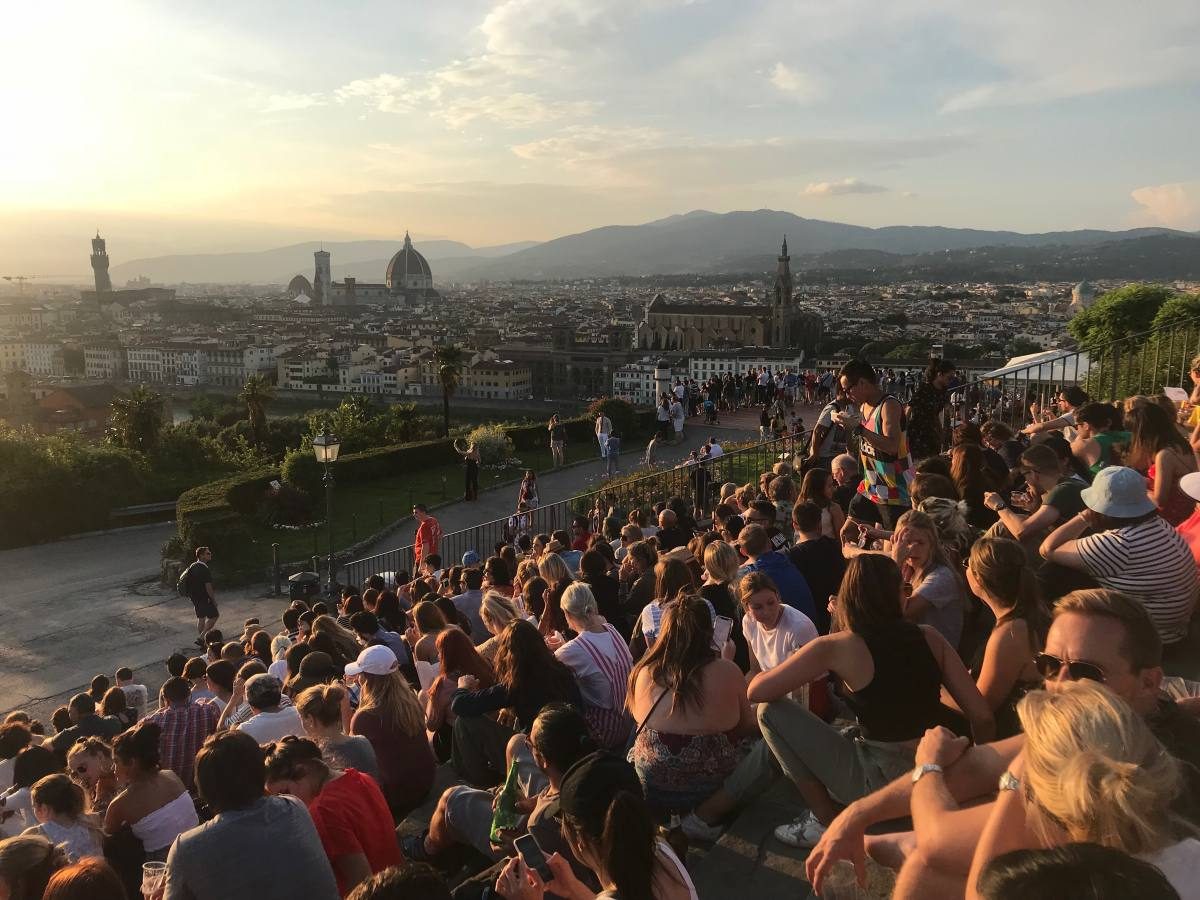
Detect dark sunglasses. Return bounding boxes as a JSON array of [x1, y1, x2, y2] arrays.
[[1034, 652, 1106, 683]]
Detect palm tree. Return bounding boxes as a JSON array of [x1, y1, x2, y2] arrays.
[[434, 345, 466, 437], [239, 374, 276, 448], [106, 385, 165, 452]]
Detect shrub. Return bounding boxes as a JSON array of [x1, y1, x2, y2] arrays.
[[260, 483, 315, 526], [465, 424, 514, 465], [281, 448, 323, 498]]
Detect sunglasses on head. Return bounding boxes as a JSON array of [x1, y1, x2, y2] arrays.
[[1034, 652, 1106, 683]]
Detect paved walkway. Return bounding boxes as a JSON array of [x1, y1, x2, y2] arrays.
[[354, 406, 798, 562]]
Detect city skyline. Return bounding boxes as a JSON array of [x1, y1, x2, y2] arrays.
[[3, 0, 1199, 276]]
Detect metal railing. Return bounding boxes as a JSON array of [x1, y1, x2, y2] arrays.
[[343, 434, 800, 586], [939, 316, 1200, 437]]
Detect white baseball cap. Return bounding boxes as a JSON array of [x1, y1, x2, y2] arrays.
[[344, 644, 399, 678]]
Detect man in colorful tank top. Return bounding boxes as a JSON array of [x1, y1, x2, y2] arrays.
[[836, 359, 915, 529]]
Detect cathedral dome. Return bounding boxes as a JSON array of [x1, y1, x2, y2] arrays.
[[288, 274, 313, 297], [385, 232, 433, 292]]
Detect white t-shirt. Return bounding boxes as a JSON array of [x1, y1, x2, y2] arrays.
[[708, 443, 724, 458], [556, 628, 632, 709], [267, 658, 289, 682], [742, 605, 819, 671], [1142, 837, 1200, 899], [120, 683, 149, 719], [237, 707, 304, 744]]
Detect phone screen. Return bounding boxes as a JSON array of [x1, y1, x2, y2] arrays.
[[514, 834, 553, 881], [712, 615, 734, 651]]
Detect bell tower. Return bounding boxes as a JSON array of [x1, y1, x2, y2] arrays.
[[770, 236, 792, 347], [90, 231, 112, 293]]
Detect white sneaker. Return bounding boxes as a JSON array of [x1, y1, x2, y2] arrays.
[[680, 812, 723, 842], [773, 811, 826, 848]]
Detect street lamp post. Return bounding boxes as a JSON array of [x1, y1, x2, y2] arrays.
[[312, 429, 341, 600]]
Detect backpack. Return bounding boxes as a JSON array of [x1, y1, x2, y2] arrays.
[[176, 564, 190, 597]]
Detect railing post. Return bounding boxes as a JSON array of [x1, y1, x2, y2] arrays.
[[1109, 344, 1120, 401], [272, 543, 281, 596]]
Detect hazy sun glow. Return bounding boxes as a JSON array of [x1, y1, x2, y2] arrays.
[[2, 0, 1199, 275]]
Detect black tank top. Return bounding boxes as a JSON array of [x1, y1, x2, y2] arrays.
[[845, 622, 943, 742]]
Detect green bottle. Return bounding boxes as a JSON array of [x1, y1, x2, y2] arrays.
[[489, 759, 523, 843]]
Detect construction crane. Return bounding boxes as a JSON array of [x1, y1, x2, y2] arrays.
[[1, 276, 35, 293]]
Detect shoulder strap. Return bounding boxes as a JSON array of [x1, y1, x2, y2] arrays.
[[632, 684, 670, 741]]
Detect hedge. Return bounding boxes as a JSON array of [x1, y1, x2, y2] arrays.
[[173, 406, 658, 570]]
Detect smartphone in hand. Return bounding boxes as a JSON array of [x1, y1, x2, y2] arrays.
[[514, 833, 554, 883], [712, 615, 734, 651]]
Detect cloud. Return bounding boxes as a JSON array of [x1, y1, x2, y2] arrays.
[[438, 93, 598, 129], [259, 92, 325, 113], [803, 177, 889, 197], [936, 2, 1200, 113], [769, 62, 820, 102], [1130, 182, 1200, 229], [334, 74, 420, 114]]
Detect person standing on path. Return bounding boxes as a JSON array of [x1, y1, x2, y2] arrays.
[[548, 415, 566, 467], [669, 396, 684, 444], [604, 432, 621, 479], [517, 470, 539, 510], [412, 505, 443, 574], [594, 411, 611, 459], [836, 359, 915, 530], [455, 439, 480, 501], [179, 547, 219, 649]]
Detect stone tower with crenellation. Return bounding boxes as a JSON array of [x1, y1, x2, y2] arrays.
[[91, 232, 112, 293]]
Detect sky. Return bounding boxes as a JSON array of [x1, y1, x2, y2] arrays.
[[2, 0, 1199, 276]]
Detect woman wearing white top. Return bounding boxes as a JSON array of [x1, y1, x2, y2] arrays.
[[960, 680, 1200, 900], [103, 723, 197, 862], [556, 584, 634, 751]]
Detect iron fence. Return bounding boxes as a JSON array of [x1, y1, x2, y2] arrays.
[[342, 435, 799, 586], [939, 317, 1200, 439]]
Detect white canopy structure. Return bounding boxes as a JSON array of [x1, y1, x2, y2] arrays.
[[982, 349, 1089, 384]]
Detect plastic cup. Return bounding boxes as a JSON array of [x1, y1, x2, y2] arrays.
[[142, 861, 167, 900]]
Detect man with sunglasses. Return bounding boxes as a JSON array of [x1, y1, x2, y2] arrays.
[[804, 587, 1200, 897]]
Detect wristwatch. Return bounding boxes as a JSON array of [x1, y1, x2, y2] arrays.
[[911, 763, 944, 784], [998, 771, 1021, 793]]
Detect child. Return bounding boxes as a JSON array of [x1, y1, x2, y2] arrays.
[[25, 773, 103, 861]]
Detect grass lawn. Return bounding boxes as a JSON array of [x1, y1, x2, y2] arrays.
[[255, 441, 603, 564]]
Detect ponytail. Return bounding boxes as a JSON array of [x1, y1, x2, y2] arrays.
[[599, 790, 656, 900]]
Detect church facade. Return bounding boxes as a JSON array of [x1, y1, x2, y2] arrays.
[[288, 232, 440, 307], [636, 239, 823, 354]]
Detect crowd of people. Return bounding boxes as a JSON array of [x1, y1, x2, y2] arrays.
[[6, 354, 1200, 900]]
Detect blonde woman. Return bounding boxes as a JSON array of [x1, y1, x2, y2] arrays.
[[963, 680, 1200, 900], [476, 591, 520, 664], [556, 583, 634, 750], [537, 553, 575, 643], [892, 509, 966, 650], [699, 540, 749, 671], [309, 615, 361, 667], [346, 645, 435, 819]]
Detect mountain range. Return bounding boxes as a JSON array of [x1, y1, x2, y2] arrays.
[[108, 209, 1196, 285]]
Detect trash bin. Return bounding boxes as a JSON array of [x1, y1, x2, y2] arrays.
[[289, 571, 321, 601]]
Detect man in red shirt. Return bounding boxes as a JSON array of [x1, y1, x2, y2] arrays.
[[412, 504, 442, 573], [569, 516, 592, 552]]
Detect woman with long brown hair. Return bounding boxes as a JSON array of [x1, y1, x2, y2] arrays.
[[1126, 401, 1197, 525], [748, 553, 991, 849], [309, 615, 361, 669], [425, 627, 495, 737], [449, 619, 581, 787], [346, 645, 435, 820], [635, 558, 702, 650], [537, 553, 575, 643], [627, 596, 756, 818], [405, 600, 447, 667], [954, 538, 1047, 738]]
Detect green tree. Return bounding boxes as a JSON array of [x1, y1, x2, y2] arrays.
[[238, 374, 276, 449], [1068, 283, 1177, 347], [106, 385, 165, 453], [1151, 293, 1200, 332], [434, 345, 467, 437]]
